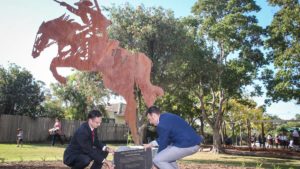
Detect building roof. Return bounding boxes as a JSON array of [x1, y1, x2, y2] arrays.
[[106, 102, 126, 116]]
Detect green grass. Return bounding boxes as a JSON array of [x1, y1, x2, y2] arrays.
[[1, 144, 300, 169], [0, 143, 118, 163], [0, 144, 66, 162]]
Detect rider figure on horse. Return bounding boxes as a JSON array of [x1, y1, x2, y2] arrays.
[[57, 0, 112, 58]]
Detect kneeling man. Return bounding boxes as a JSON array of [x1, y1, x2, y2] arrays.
[[144, 106, 202, 169], [63, 110, 114, 169]]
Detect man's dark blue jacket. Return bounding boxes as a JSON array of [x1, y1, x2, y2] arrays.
[[63, 122, 107, 166], [156, 113, 202, 152]]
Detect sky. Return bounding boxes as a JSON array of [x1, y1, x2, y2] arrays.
[[0, 0, 299, 120]]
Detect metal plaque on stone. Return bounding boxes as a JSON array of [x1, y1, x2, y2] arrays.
[[114, 147, 152, 169]]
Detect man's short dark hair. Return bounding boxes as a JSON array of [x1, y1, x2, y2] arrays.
[[88, 110, 102, 119], [146, 106, 160, 115]]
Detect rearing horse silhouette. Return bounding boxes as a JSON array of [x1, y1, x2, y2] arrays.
[[32, 15, 164, 144]]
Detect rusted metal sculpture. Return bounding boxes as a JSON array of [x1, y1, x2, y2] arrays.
[[32, 0, 164, 144]]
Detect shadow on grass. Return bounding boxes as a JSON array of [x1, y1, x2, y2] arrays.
[[181, 158, 300, 169]]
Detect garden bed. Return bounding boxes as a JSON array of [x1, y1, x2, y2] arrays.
[[225, 147, 300, 160]]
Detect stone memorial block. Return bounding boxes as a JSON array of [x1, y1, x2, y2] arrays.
[[114, 146, 152, 169]]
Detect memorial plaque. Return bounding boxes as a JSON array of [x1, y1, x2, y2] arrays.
[[114, 148, 152, 169]]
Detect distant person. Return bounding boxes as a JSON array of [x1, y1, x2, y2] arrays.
[[278, 133, 288, 149], [63, 110, 114, 169], [16, 128, 23, 147], [143, 106, 202, 169], [251, 134, 257, 148], [292, 129, 299, 145], [274, 135, 279, 148], [267, 134, 273, 148], [50, 118, 64, 146], [258, 134, 263, 148]]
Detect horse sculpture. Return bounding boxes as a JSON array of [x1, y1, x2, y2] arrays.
[[32, 13, 164, 144]]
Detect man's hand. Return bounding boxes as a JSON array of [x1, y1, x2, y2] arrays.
[[152, 165, 158, 169], [103, 159, 114, 169], [106, 147, 115, 154], [143, 143, 153, 150]]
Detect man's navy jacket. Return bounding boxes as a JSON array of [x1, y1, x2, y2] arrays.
[[63, 122, 106, 165], [156, 113, 202, 152]]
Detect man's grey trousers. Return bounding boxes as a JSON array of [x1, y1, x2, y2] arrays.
[[153, 145, 200, 169]]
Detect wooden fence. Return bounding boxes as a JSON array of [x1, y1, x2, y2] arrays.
[[0, 114, 128, 143]]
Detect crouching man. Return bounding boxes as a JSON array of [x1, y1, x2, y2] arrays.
[[144, 106, 202, 169], [63, 110, 114, 169]]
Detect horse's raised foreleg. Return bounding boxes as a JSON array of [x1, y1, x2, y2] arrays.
[[135, 53, 164, 107]]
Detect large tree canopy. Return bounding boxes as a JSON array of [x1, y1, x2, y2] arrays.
[[263, 0, 300, 103], [0, 64, 45, 117], [184, 0, 265, 152]]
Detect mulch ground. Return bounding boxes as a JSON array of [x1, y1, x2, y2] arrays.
[[224, 147, 300, 160], [0, 161, 253, 169]]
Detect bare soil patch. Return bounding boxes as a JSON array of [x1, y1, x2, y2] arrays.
[[225, 147, 300, 160]]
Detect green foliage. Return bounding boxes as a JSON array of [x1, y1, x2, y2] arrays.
[[156, 92, 201, 128], [264, 0, 300, 103], [39, 99, 65, 119], [224, 98, 264, 138], [0, 64, 45, 117], [172, 0, 265, 151], [190, 0, 265, 103], [50, 71, 111, 120]]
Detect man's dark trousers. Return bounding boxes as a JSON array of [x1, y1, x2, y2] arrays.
[[70, 151, 108, 169]]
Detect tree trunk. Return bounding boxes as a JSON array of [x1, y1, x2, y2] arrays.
[[212, 127, 223, 153], [261, 122, 265, 149], [247, 119, 251, 149], [239, 123, 242, 146], [232, 123, 235, 145], [200, 115, 204, 136]]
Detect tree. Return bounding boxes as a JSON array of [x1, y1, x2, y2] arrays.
[[225, 98, 264, 146], [263, 0, 300, 104], [188, 0, 265, 152], [38, 89, 65, 119], [0, 64, 45, 117], [50, 71, 111, 120]]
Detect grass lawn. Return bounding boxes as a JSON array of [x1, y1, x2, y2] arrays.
[[0, 143, 121, 163], [0, 144, 66, 162], [1, 144, 300, 169]]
